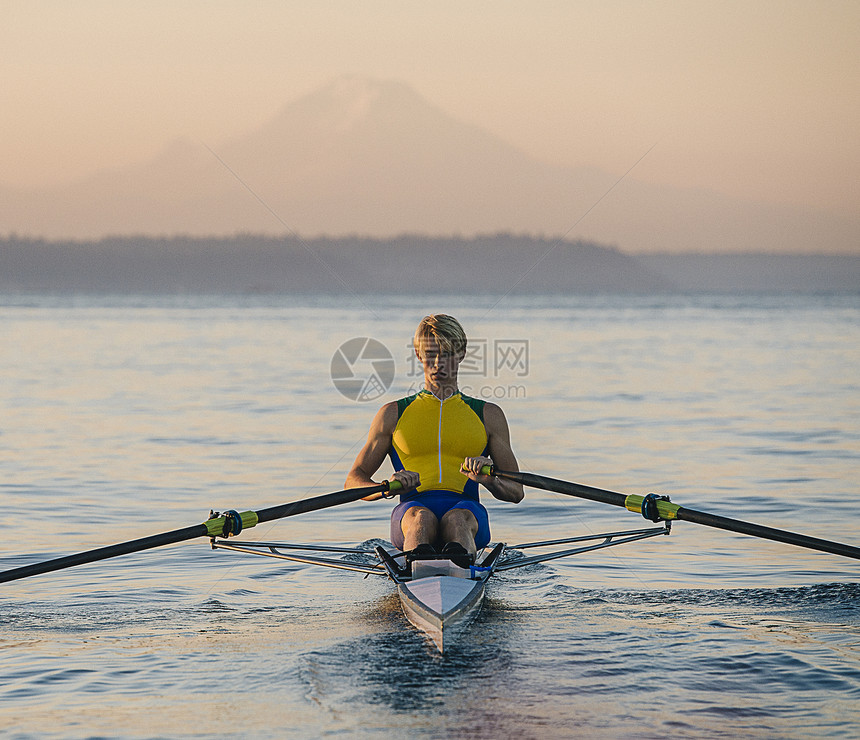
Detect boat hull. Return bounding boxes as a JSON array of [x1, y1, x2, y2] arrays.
[[397, 574, 487, 652]]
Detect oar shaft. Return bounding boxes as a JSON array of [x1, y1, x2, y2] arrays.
[[495, 469, 628, 508], [254, 485, 386, 524], [0, 482, 391, 585], [491, 468, 860, 561], [675, 507, 860, 560], [0, 524, 208, 584]]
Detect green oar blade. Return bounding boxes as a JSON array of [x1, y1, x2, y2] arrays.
[[0, 482, 394, 585], [490, 468, 860, 561]]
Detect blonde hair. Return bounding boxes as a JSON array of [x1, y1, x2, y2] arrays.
[[413, 314, 467, 357]]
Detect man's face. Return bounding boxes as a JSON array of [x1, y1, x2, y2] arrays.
[[417, 338, 464, 387]]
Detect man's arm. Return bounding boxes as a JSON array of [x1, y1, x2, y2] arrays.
[[461, 403, 524, 503], [345, 402, 420, 501]]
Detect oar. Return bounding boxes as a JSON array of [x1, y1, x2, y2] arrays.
[[486, 467, 860, 561], [0, 481, 400, 584]]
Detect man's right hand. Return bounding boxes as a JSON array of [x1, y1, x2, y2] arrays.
[[390, 470, 420, 493]]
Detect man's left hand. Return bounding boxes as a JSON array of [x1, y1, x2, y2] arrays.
[[461, 456, 494, 481]]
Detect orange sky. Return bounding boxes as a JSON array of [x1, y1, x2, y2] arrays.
[[2, 1, 858, 221]]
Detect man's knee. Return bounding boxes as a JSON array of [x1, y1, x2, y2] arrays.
[[440, 507, 478, 532], [401, 506, 439, 536], [403, 506, 437, 526]]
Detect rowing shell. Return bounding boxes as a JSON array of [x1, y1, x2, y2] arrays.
[[375, 543, 505, 652], [398, 575, 487, 653]]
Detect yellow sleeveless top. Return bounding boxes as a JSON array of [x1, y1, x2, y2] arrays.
[[389, 390, 488, 500]]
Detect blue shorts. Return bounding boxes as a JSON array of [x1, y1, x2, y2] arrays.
[[390, 491, 491, 551]]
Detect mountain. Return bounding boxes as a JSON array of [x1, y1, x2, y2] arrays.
[[1, 76, 857, 253]]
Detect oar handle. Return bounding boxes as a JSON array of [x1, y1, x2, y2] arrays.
[[377, 479, 403, 499]]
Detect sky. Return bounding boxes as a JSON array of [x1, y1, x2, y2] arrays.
[[2, 1, 858, 223]]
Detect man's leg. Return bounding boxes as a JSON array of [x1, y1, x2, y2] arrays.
[[439, 508, 479, 556], [401, 506, 439, 550]]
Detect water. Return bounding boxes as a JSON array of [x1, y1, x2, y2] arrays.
[[2, 292, 859, 738]]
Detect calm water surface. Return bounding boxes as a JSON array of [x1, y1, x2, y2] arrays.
[[1, 293, 859, 738]]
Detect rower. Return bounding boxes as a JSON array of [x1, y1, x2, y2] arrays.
[[345, 314, 524, 568]]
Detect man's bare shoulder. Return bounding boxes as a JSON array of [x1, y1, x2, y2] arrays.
[[482, 402, 512, 434], [482, 401, 507, 421], [371, 400, 400, 434]]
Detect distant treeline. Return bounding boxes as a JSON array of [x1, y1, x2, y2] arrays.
[[1, 233, 857, 293], [0, 233, 672, 294]]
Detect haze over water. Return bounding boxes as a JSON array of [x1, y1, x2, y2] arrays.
[[2, 291, 858, 738]]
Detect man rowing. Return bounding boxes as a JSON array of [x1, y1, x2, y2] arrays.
[[345, 314, 523, 568]]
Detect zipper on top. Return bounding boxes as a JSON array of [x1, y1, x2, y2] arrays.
[[426, 389, 454, 485], [437, 395, 444, 482]]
